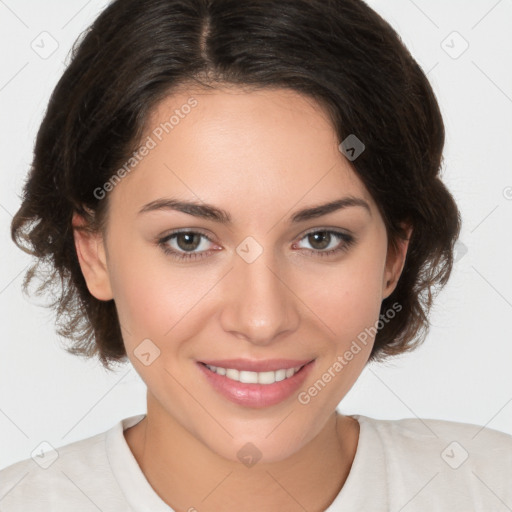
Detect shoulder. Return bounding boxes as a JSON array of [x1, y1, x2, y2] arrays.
[[357, 414, 512, 465], [352, 415, 512, 509], [361, 414, 511, 448], [358, 412, 512, 438], [0, 426, 122, 511]]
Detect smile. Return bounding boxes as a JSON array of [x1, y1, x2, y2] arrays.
[[197, 360, 316, 408], [203, 363, 305, 385]]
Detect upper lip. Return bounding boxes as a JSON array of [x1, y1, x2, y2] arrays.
[[199, 358, 314, 372]]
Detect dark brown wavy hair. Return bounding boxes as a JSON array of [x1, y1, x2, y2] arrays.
[[11, 0, 461, 370]]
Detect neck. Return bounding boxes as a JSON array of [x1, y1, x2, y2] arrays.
[[124, 396, 359, 512]]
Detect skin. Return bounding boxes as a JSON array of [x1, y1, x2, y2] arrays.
[[73, 86, 410, 512]]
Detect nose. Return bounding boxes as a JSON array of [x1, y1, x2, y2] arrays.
[[219, 247, 300, 346]]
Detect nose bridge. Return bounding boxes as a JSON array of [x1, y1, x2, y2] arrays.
[[220, 235, 298, 344]]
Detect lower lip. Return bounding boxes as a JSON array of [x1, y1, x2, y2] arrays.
[[196, 360, 316, 408]]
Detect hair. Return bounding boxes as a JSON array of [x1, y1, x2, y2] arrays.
[[11, 0, 461, 371]]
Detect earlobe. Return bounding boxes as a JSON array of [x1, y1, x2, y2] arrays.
[[72, 212, 113, 301], [382, 224, 412, 300]]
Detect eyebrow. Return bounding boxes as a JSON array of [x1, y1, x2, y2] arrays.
[[138, 196, 371, 223]]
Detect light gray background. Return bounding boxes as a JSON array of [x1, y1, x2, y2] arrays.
[[1, 0, 511, 470]]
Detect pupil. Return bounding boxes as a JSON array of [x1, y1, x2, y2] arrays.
[[178, 232, 200, 251], [309, 232, 330, 250]]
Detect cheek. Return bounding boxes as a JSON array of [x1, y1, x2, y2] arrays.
[[107, 222, 387, 355], [106, 234, 177, 339], [302, 237, 387, 342], [106, 235, 218, 351]]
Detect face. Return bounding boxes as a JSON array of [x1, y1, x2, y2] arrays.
[[74, 86, 408, 464]]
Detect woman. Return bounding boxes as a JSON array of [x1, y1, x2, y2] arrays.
[[2, 0, 511, 510]]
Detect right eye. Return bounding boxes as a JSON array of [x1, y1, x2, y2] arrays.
[[157, 230, 218, 261]]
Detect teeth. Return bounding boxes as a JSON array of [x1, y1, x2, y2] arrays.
[[226, 368, 240, 381], [205, 364, 302, 384], [285, 367, 296, 378]]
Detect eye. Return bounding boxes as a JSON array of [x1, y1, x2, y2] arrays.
[[157, 230, 217, 261], [293, 229, 355, 258], [157, 228, 356, 262]]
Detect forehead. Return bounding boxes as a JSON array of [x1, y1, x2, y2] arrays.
[[109, 86, 375, 218]]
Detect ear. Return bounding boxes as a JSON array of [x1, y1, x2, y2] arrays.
[[72, 211, 113, 301], [382, 223, 412, 300]]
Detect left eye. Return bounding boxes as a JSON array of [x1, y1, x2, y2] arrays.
[[157, 229, 355, 261], [295, 230, 353, 253]]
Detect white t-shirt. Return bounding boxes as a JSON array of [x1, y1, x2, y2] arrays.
[[1, 413, 511, 511]]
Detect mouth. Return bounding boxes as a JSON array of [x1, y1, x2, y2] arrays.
[[199, 361, 311, 384], [196, 359, 316, 408]]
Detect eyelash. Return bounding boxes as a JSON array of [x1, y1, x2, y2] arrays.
[[157, 228, 355, 262]]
